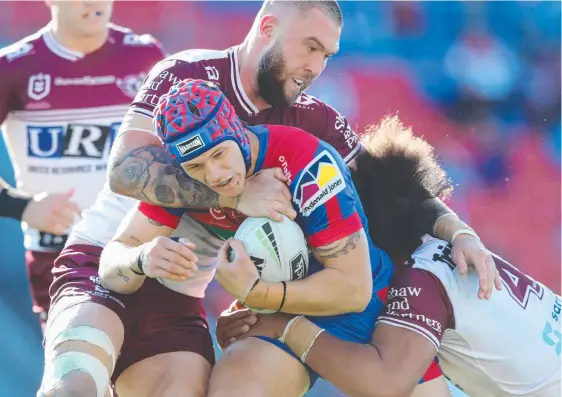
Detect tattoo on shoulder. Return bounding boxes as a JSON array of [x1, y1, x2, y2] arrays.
[[111, 144, 219, 208], [314, 231, 361, 259]]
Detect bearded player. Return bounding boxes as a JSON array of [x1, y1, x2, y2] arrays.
[[39, 3, 357, 396], [107, 0, 497, 294], [217, 116, 561, 397], [42, 2, 494, 396], [98, 79, 498, 397], [0, 0, 164, 331]]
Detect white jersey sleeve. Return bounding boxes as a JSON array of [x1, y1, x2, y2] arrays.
[[70, 183, 136, 247], [403, 236, 561, 397]]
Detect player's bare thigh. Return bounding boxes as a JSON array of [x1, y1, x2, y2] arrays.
[[412, 375, 452, 397], [115, 351, 211, 397], [40, 300, 124, 397], [208, 337, 310, 397]]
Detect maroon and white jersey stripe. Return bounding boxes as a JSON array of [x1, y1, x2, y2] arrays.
[[125, 46, 362, 164], [377, 236, 561, 397], [0, 23, 164, 252]]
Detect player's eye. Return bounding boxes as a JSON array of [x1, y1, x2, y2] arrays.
[[212, 150, 223, 158], [307, 45, 316, 53], [186, 164, 201, 172]]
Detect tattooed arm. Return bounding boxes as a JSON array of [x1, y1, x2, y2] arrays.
[[245, 229, 373, 316], [99, 205, 176, 294], [107, 125, 223, 207], [107, 126, 292, 219]]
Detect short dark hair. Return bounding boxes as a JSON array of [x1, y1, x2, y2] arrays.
[[260, 0, 343, 26], [351, 115, 453, 260]]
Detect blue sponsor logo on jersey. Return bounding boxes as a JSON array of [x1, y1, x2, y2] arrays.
[[27, 123, 120, 158], [552, 295, 561, 322], [542, 320, 561, 356], [293, 150, 346, 217]]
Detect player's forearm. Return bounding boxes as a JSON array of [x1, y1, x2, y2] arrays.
[[99, 241, 146, 294], [0, 178, 32, 221], [246, 266, 371, 315], [421, 198, 479, 242], [108, 136, 221, 208], [284, 319, 413, 397]]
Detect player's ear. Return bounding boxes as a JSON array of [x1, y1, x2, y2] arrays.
[[258, 15, 278, 41]]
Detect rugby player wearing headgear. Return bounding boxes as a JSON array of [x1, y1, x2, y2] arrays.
[[45, 2, 495, 395], [217, 116, 561, 397], [99, 79, 496, 397], [107, 0, 498, 298]]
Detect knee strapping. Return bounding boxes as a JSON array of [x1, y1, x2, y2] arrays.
[[41, 351, 110, 397], [45, 325, 116, 366], [41, 324, 117, 397]]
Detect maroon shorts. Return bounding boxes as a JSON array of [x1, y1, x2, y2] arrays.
[[49, 244, 215, 381], [26, 250, 60, 326]]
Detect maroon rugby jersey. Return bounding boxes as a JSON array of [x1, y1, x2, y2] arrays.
[[0, 23, 165, 251], [127, 47, 361, 164], [375, 236, 561, 396]]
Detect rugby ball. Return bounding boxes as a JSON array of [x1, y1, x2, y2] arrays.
[[230, 216, 309, 313]]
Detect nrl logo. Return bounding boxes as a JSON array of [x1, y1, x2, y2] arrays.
[[28, 73, 51, 101]]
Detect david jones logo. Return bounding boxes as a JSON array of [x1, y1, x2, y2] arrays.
[[302, 178, 343, 214]]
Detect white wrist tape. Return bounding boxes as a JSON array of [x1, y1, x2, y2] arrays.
[[279, 315, 304, 344], [451, 228, 480, 244], [300, 328, 325, 364], [432, 213, 457, 235]]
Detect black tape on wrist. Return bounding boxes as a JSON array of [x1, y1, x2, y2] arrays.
[[0, 188, 32, 221], [278, 281, 287, 311], [417, 198, 452, 235], [130, 249, 146, 276]]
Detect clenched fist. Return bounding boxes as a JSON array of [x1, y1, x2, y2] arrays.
[[228, 168, 297, 222], [137, 236, 199, 281]]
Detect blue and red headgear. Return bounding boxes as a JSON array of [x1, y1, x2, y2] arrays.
[[153, 78, 251, 170]]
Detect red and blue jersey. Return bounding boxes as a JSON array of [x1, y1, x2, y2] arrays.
[[139, 124, 391, 287]]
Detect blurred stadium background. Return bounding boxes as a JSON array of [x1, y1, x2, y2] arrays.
[[0, 1, 559, 396]]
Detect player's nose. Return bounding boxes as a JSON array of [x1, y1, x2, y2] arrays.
[[205, 163, 228, 186]]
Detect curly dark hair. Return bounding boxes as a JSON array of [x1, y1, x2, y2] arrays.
[[351, 115, 453, 260]]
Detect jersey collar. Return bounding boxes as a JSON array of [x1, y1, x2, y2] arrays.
[[229, 46, 260, 115], [41, 23, 85, 62]]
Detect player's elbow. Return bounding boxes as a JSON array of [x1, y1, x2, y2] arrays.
[[107, 170, 132, 197], [349, 280, 373, 312], [107, 131, 144, 196], [339, 272, 372, 313]]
